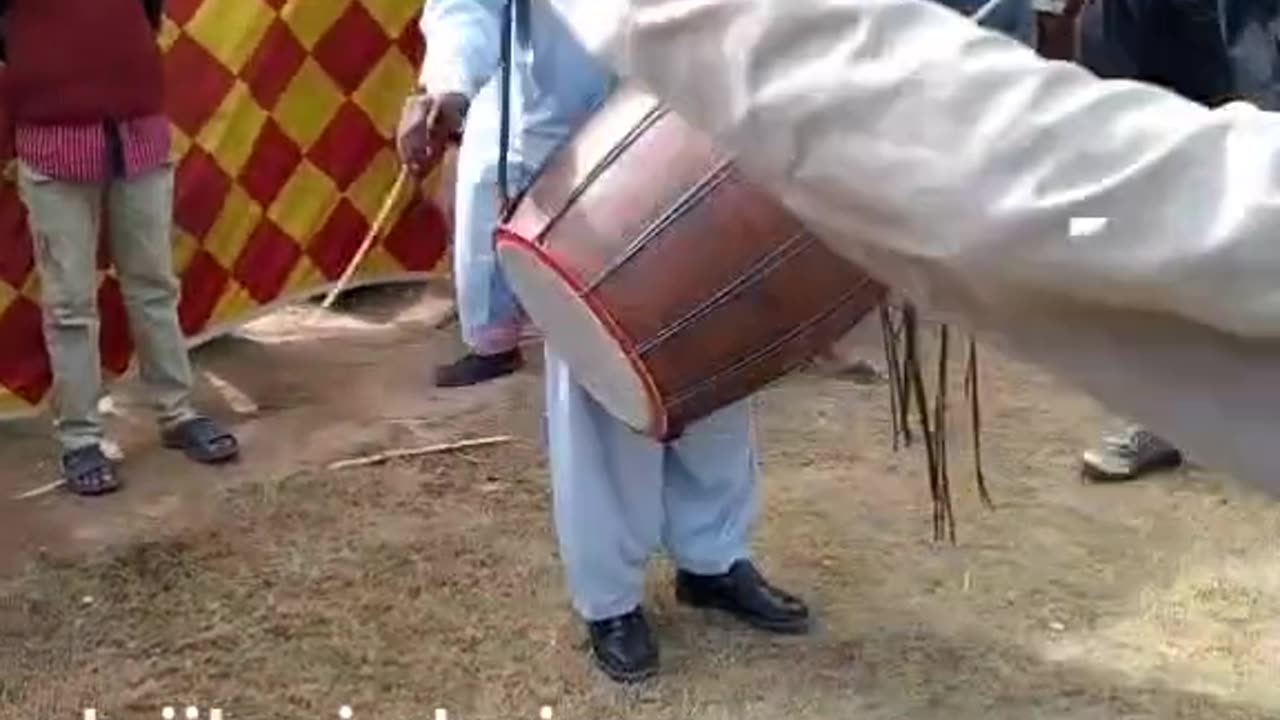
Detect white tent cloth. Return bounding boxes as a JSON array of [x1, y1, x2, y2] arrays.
[[540, 0, 1280, 494]]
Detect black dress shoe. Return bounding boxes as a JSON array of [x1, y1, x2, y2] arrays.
[[675, 559, 811, 634], [586, 607, 659, 683], [433, 349, 523, 387]]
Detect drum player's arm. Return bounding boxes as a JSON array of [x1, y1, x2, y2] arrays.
[[418, 0, 505, 100], [541, 0, 1280, 495]]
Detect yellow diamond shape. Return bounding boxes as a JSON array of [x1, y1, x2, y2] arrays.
[[209, 280, 261, 325], [352, 48, 416, 139], [172, 230, 201, 272], [273, 58, 345, 150], [359, 0, 424, 36], [170, 126, 194, 164], [20, 267, 41, 298], [279, 0, 350, 50], [0, 278, 17, 314], [284, 255, 324, 292], [184, 0, 275, 74], [358, 244, 403, 276], [204, 186, 266, 269], [267, 160, 340, 242], [0, 391, 32, 416], [196, 81, 269, 177], [346, 147, 400, 220], [158, 15, 183, 52]]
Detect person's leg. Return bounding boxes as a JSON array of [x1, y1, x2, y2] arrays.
[[1081, 424, 1183, 482], [434, 98, 526, 387], [106, 164, 237, 464], [544, 347, 664, 682], [661, 399, 810, 633], [17, 163, 118, 494]]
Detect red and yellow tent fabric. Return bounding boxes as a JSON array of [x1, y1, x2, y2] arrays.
[[0, 0, 450, 418]]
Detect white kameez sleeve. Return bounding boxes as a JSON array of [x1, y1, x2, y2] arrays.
[[541, 0, 1280, 494], [418, 0, 505, 99]]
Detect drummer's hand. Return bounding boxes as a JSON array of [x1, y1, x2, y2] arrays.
[[396, 90, 468, 179]]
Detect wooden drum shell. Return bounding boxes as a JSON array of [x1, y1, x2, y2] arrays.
[[497, 86, 886, 440]]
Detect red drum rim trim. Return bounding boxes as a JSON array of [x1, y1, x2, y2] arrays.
[[495, 228, 673, 440]]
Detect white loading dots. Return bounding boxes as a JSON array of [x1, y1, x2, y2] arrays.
[[158, 706, 220, 719], [85, 708, 222, 720], [335, 704, 554, 718]]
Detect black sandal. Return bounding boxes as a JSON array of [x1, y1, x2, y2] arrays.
[[162, 416, 239, 464], [61, 445, 121, 496]]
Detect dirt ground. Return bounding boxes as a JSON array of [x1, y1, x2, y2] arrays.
[[2, 282, 1279, 720]]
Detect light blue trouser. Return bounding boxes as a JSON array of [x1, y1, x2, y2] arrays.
[[544, 348, 761, 621], [451, 82, 527, 355], [463, 66, 761, 622]]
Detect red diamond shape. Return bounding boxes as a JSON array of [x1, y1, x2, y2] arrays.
[[0, 191, 32, 287], [165, 0, 203, 25], [97, 277, 134, 376], [241, 18, 307, 111], [238, 119, 302, 208], [312, 3, 392, 95], [164, 34, 236, 137], [0, 294, 51, 404], [177, 249, 230, 335], [307, 199, 371, 280], [396, 20, 425, 67], [232, 219, 301, 303], [305, 103, 386, 190], [175, 146, 232, 240], [382, 196, 447, 272]]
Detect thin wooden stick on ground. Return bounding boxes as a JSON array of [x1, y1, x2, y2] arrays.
[[12, 479, 64, 501], [326, 435, 515, 471]]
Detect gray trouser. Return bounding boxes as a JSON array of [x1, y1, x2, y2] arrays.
[[18, 161, 196, 452]]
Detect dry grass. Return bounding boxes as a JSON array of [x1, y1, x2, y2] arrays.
[[4, 300, 1280, 720]]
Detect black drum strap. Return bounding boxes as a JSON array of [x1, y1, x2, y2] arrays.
[[497, 0, 530, 220], [497, 0, 514, 218]]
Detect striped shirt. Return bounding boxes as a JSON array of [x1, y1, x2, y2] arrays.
[[13, 115, 170, 183]]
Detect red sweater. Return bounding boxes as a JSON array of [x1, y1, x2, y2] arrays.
[[3, 0, 165, 125]]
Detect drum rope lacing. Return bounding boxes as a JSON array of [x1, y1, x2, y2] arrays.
[[581, 159, 735, 293], [634, 230, 814, 356], [532, 103, 669, 246], [666, 279, 881, 409]]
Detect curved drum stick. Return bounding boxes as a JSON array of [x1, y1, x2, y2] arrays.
[[320, 101, 442, 309], [319, 166, 412, 309]]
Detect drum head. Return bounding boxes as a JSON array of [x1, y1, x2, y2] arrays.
[[497, 239, 659, 435]]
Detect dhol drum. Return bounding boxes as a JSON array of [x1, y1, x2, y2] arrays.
[[495, 84, 888, 441]]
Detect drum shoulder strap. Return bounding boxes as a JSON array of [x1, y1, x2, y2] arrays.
[[497, 0, 527, 219]]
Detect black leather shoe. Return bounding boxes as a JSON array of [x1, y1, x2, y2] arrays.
[[433, 349, 523, 387], [586, 607, 659, 683], [675, 560, 810, 634]]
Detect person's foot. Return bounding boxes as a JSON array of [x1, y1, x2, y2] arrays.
[[675, 559, 811, 634], [586, 607, 659, 683], [1081, 427, 1183, 482], [61, 444, 121, 496], [161, 415, 239, 465], [433, 349, 523, 387]]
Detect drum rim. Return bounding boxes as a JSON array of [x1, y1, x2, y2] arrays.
[[495, 227, 671, 439]]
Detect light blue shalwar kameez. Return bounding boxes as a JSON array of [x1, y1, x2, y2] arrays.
[[419, 0, 762, 621]]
